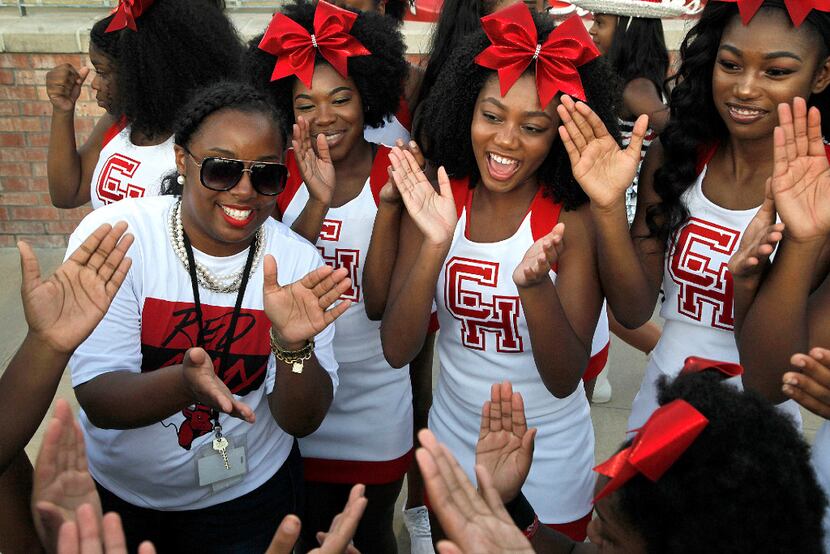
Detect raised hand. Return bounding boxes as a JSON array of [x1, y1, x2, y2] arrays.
[[389, 147, 457, 247], [293, 116, 336, 206], [56, 504, 157, 554], [380, 139, 427, 205], [512, 223, 564, 288], [557, 94, 648, 211], [728, 181, 784, 280], [784, 347, 830, 419], [770, 98, 830, 243], [32, 399, 102, 554], [266, 484, 366, 554], [475, 382, 536, 503], [263, 254, 352, 348], [46, 64, 90, 113], [22, 222, 133, 355], [182, 347, 256, 423], [416, 429, 534, 554]]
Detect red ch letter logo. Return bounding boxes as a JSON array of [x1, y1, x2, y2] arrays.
[[318, 219, 360, 302], [95, 153, 146, 204], [444, 256, 523, 352], [668, 218, 740, 330]]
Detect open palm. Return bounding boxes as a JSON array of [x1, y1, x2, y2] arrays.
[[728, 181, 783, 280], [293, 116, 336, 205], [22, 222, 133, 354], [513, 224, 563, 288], [558, 95, 647, 210]]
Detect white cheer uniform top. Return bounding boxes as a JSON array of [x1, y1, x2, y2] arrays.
[[89, 117, 175, 210], [429, 178, 609, 524], [69, 196, 338, 510], [278, 146, 413, 484], [363, 98, 412, 147]]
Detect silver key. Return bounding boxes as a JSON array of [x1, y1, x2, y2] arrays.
[[212, 436, 231, 470]]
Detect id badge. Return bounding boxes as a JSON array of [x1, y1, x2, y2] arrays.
[[196, 434, 248, 493]]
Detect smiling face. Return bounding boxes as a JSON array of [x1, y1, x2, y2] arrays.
[[589, 13, 618, 55], [470, 73, 559, 194], [586, 478, 648, 553], [712, 8, 830, 142], [176, 108, 284, 257], [292, 63, 367, 163], [89, 43, 118, 114]]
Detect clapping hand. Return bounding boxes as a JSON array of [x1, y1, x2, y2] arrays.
[[57, 504, 156, 554], [558, 94, 648, 212], [293, 116, 336, 206], [784, 347, 830, 419], [379, 139, 426, 206], [728, 180, 784, 281], [512, 223, 564, 288], [181, 347, 256, 423]]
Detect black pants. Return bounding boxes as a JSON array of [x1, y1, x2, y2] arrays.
[[96, 441, 304, 554]]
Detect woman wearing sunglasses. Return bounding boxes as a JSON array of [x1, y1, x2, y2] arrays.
[[67, 82, 350, 553], [246, 3, 411, 552]]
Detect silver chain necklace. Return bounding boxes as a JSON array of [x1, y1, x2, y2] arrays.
[[168, 198, 265, 293]]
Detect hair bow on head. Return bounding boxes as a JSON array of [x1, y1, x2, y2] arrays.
[[716, 0, 830, 27], [680, 356, 744, 379], [593, 399, 709, 502], [258, 0, 371, 88], [105, 0, 154, 33], [474, 3, 599, 108]]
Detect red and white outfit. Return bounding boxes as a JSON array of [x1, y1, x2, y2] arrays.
[[279, 146, 414, 484], [89, 117, 175, 210], [69, 195, 338, 510], [363, 99, 412, 147], [627, 146, 807, 430], [429, 178, 609, 526]]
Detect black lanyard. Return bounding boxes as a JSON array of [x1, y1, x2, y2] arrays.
[[182, 230, 257, 432]]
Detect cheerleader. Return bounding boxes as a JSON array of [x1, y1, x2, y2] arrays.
[[382, 3, 616, 539], [245, 4, 413, 551], [45, 0, 243, 210]]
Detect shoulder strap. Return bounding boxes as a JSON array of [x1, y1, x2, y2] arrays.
[[102, 115, 128, 148], [529, 188, 564, 273], [370, 145, 392, 207], [449, 176, 471, 219], [396, 97, 412, 132], [695, 142, 718, 174], [277, 148, 304, 215]]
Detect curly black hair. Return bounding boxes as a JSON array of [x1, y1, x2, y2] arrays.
[[647, 0, 830, 244], [244, 0, 408, 137], [611, 372, 827, 553], [160, 82, 286, 196], [89, 14, 120, 60], [415, 13, 621, 210], [605, 16, 669, 99], [382, 0, 408, 22], [112, 0, 244, 140]]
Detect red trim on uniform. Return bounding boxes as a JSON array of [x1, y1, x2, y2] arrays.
[[529, 187, 564, 273], [102, 115, 128, 148], [543, 512, 592, 541], [277, 149, 304, 216], [369, 145, 392, 207], [302, 448, 413, 485], [396, 97, 412, 131], [582, 342, 610, 382], [449, 176, 471, 221], [428, 311, 440, 333]]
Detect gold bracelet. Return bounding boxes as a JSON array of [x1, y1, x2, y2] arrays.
[[269, 328, 314, 374]]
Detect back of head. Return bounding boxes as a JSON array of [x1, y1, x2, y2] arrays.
[[115, 0, 245, 139], [606, 16, 668, 97], [90, 14, 120, 60], [615, 372, 826, 553]]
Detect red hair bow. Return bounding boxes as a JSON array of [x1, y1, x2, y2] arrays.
[[680, 356, 744, 379], [105, 0, 154, 33], [258, 0, 371, 88], [593, 399, 709, 502], [474, 4, 599, 108], [717, 0, 830, 26]]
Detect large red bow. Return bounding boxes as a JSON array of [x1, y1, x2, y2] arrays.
[[258, 0, 371, 88], [105, 0, 154, 33], [680, 356, 744, 379], [593, 399, 709, 502], [474, 4, 599, 108], [717, 0, 830, 26]]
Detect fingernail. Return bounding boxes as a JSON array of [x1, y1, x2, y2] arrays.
[[784, 376, 798, 385]]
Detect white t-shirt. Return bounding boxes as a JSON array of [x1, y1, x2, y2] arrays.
[[68, 195, 338, 510], [89, 118, 175, 210]]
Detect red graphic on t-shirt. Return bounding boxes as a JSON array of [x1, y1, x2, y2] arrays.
[[668, 217, 740, 330], [317, 219, 360, 302], [444, 256, 523, 353], [141, 298, 271, 450], [96, 153, 146, 204]]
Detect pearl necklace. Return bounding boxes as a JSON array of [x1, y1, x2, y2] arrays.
[[168, 198, 265, 293]]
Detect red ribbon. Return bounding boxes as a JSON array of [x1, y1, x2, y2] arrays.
[[105, 0, 154, 33], [716, 0, 830, 26], [593, 399, 709, 502], [474, 4, 599, 108], [258, 0, 371, 88], [680, 356, 744, 379]]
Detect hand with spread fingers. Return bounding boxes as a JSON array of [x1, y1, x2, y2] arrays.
[[266, 484, 367, 554], [380, 139, 426, 206], [728, 180, 784, 281], [46, 64, 90, 113], [389, 147, 457, 248], [21, 222, 133, 355], [476, 381, 536, 504], [512, 223, 564, 288], [784, 347, 830, 419], [769, 98, 830, 244], [557, 94, 648, 212], [416, 429, 535, 554], [292, 115, 336, 206], [181, 347, 256, 423], [56, 504, 156, 554], [263, 254, 352, 349]]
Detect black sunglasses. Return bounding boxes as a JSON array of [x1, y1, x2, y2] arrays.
[[184, 148, 288, 196]]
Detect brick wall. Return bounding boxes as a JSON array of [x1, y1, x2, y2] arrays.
[[0, 52, 103, 248]]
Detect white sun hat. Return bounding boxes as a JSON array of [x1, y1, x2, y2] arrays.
[[568, 0, 702, 18], [547, 0, 578, 16]]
